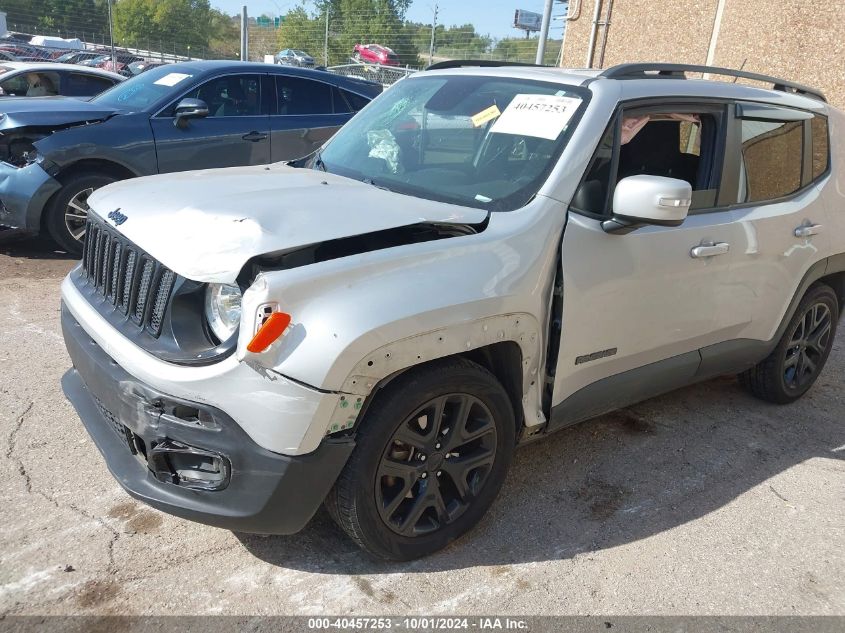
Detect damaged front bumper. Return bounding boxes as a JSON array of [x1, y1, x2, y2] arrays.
[[61, 304, 356, 534], [0, 161, 61, 232]]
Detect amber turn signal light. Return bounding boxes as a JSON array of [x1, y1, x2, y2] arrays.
[[247, 312, 292, 353]]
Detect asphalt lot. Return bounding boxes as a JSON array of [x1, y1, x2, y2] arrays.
[[0, 235, 843, 616]]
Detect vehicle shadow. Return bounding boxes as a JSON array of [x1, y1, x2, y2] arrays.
[[235, 371, 844, 574], [0, 232, 77, 261]]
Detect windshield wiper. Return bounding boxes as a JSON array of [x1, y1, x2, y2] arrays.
[[362, 178, 392, 192]]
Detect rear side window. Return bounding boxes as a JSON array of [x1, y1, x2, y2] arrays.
[[810, 115, 829, 180], [276, 76, 332, 115], [738, 119, 803, 203], [64, 73, 116, 97]]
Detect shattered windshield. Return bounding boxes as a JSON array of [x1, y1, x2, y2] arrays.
[[317, 75, 585, 211]]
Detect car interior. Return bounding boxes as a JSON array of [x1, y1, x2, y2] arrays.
[[193, 76, 260, 117], [0, 70, 59, 96], [571, 111, 720, 215], [354, 79, 574, 209]]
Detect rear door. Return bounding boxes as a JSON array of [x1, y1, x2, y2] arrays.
[[551, 102, 748, 426], [269, 73, 354, 161], [721, 103, 831, 344], [150, 72, 270, 173]]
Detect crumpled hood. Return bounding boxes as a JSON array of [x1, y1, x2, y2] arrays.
[[0, 96, 117, 130], [88, 163, 488, 283]]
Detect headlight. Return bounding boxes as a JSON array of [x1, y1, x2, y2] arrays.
[[204, 283, 242, 342]]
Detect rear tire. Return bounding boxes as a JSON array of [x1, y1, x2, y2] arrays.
[[326, 358, 515, 561], [740, 284, 839, 404], [45, 172, 116, 256]]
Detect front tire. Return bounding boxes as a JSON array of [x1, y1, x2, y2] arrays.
[[740, 283, 839, 404], [326, 358, 516, 561], [45, 172, 116, 255]]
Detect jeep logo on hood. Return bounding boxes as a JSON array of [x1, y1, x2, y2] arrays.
[[107, 209, 128, 226]]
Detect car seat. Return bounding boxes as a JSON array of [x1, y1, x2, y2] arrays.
[[618, 120, 699, 186]]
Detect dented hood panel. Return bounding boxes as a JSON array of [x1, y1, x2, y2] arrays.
[[0, 97, 117, 130], [88, 163, 488, 283]]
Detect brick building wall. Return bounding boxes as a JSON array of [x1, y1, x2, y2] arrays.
[[560, 0, 845, 107]]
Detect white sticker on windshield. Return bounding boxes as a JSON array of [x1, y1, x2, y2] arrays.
[[153, 72, 192, 87], [490, 93, 580, 140]]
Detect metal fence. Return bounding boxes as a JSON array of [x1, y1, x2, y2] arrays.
[[326, 61, 417, 87], [76, 41, 195, 62]]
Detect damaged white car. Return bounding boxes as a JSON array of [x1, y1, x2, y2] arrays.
[[61, 62, 845, 560]]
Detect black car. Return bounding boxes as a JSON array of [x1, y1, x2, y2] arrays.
[[0, 60, 381, 253]]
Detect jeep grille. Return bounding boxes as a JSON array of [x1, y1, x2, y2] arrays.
[[80, 215, 176, 337]]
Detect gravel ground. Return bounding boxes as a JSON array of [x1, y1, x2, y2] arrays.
[[0, 236, 843, 616]]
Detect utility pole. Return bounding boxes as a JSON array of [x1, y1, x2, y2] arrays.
[[428, 4, 438, 66], [324, 9, 329, 66], [535, 0, 553, 64], [240, 6, 248, 61], [107, 0, 116, 67]]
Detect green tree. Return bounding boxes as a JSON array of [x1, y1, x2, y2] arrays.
[[112, 0, 214, 54], [208, 9, 238, 59], [276, 7, 324, 60], [1, 0, 109, 39]]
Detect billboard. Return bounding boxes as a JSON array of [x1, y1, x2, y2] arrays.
[[513, 9, 542, 32]]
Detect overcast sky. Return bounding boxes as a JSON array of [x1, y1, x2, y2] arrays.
[[210, 1, 565, 39]]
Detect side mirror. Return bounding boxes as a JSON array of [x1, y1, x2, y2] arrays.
[[602, 175, 692, 234], [174, 98, 209, 127]]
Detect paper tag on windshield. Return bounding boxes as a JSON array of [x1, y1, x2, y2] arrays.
[[154, 72, 192, 87], [471, 104, 501, 128], [491, 94, 580, 140]]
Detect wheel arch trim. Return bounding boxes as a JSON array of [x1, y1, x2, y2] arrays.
[[321, 313, 545, 440]]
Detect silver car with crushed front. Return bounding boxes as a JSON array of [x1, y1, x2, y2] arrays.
[[61, 62, 845, 560]]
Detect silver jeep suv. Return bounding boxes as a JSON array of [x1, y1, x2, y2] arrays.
[[60, 62, 845, 560]]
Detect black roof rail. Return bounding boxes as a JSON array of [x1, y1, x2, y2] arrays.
[[425, 59, 548, 71], [600, 63, 826, 103]]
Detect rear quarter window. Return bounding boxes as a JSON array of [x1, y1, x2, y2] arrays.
[[340, 88, 370, 112], [810, 115, 829, 180]]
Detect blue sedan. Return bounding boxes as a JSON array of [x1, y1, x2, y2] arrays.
[[0, 60, 381, 253]]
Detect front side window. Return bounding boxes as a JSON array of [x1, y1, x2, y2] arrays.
[[0, 71, 60, 97], [738, 119, 803, 203], [317, 75, 585, 212], [184, 74, 262, 117], [571, 107, 723, 216]]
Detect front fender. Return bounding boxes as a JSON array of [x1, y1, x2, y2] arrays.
[[34, 114, 156, 177], [235, 196, 568, 450]]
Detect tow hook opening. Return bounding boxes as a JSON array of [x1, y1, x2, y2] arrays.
[[147, 440, 231, 491]]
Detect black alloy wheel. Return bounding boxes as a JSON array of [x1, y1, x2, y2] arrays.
[[783, 301, 833, 392], [375, 393, 497, 537], [741, 283, 839, 404], [326, 358, 515, 561]]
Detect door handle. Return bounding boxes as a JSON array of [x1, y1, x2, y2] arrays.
[[690, 242, 730, 258], [242, 131, 268, 142], [794, 223, 823, 238]]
